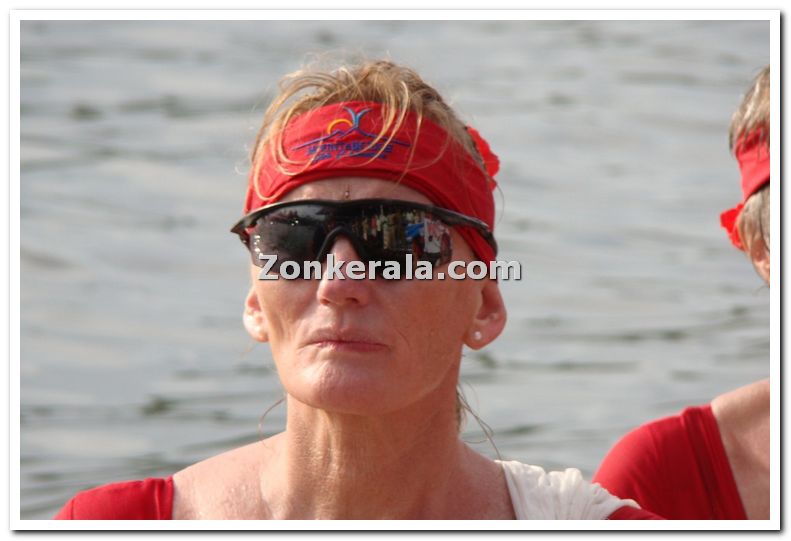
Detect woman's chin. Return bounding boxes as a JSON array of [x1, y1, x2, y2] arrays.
[[278, 352, 452, 417], [285, 371, 409, 417], [294, 397, 398, 418]]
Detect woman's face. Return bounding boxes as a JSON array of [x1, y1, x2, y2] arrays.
[[243, 177, 506, 416]]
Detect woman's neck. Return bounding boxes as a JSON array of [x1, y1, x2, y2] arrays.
[[258, 395, 509, 519]]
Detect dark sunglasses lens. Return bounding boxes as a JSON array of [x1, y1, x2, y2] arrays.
[[249, 207, 328, 271], [353, 205, 453, 272]]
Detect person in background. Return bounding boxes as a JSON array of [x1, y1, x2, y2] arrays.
[[593, 66, 770, 520]]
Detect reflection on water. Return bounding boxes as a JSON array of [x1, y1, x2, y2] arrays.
[[20, 20, 769, 519]]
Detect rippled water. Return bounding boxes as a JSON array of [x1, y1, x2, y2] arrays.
[[20, 20, 770, 519]]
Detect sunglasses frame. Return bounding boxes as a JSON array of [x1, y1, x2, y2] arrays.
[[230, 198, 498, 257]]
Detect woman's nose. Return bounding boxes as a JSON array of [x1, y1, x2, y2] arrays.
[[316, 236, 372, 307]]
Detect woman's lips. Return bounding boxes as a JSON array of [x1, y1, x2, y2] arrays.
[[310, 339, 387, 353], [306, 330, 387, 353]]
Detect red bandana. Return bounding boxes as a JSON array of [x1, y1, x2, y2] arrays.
[[720, 130, 770, 250], [244, 101, 499, 262]]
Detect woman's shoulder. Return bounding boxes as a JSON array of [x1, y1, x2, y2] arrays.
[[595, 403, 718, 479], [172, 439, 275, 519], [595, 383, 767, 486], [711, 379, 769, 429], [55, 438, 277, 520], [593, 399, 754, 519], [496, 460, 654, 519], [53, 477, 173, 520]]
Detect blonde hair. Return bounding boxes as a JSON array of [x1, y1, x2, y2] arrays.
[[729, 66, 769, 151], [249, 59, 486, 201], [731, 66, 770, 253]]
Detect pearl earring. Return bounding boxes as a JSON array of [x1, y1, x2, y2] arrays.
[[473, 331, 482, 341]]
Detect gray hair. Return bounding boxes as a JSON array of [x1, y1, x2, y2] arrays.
[[737, 183, 770, 253]]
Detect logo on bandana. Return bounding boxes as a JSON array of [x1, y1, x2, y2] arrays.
[[293, 106, 410, 162]]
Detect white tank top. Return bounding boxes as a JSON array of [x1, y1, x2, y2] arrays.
[[496, 460, 640, 519]]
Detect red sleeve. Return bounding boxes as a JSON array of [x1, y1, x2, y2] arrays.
[[53, 498, 74, 520], [53, 477, 173, 520], [607, 506, 664, 520], [593, 421, 668, 514], [593, 406, 747, 520]]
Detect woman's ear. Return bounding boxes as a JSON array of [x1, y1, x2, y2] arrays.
[[464, 279, 507, 350], [243, 286, 269, 343], [749, 237, 770, 285]]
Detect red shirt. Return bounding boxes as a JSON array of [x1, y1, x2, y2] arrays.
[[593, 404, 747, 519], [53, 476, 659, 520], [53, 477, 173, 520]]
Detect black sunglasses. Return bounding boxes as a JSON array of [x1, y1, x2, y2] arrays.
[[230, 199, 497, 275]]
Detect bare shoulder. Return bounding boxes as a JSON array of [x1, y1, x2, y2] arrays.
[[711, 379, 769, 425], [172, 436, 280, 519], [711, 380, 770, 519]]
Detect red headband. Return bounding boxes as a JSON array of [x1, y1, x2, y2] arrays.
[[719, 130, 770, 250], [244, 101, 499, 262]]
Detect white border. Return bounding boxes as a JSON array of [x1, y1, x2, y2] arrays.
[[9, 9, 21, 532], [10, 8, 780, 532], [14, 517, 783, 531], [8, 9, 780, 21], [768, 13, 780, 528]]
